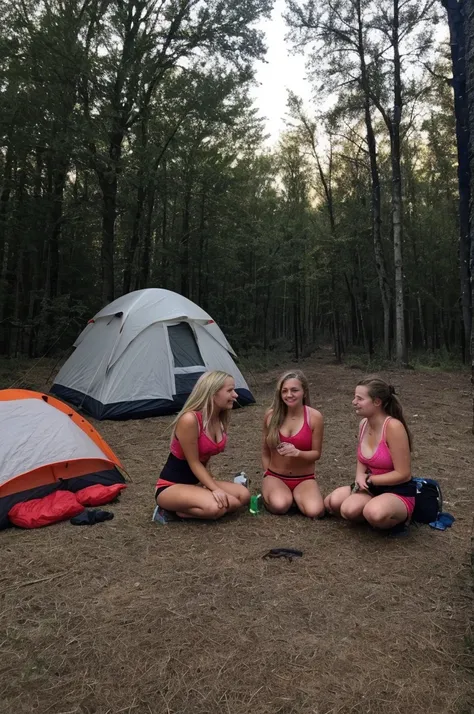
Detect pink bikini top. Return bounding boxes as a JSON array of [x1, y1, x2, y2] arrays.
[[357, 417, 394, 475], [278, 406, 313, 451], [170, 411, 227, 463]]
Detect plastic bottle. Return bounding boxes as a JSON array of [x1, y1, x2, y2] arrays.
[[249, 493, 262, 514], [233, 471, 248, 487]]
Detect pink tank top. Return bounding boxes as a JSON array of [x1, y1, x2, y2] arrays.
[[279, 407, 313, 451], [170, 411, 227, 463], [357, 417, 394, 474]]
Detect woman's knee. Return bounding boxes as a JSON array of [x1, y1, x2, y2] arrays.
[[205, 500, 226, 519], [363, 501, 403, 528], [264, 493, 292, 514], [326, 493, 341, 514], [325, 487, 349, 514], [299, 501, 325, 518], [237, 487, 251, 506], [340, 499, 363, 521]]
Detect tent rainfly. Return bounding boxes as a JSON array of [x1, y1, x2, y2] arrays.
[[51, 288, 255, 420]]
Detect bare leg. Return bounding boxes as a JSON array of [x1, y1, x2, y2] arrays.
[[293, 479, 325, 518], [262, 476, 293, 514], [217, 482, 251, 513], [362, 494, 409, 529], [324, 486, 352, 515], [339, 492, 373, 522], [157, 484, 227, 519]]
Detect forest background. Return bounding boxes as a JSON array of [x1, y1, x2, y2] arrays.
[[1, 0, 473, 386]]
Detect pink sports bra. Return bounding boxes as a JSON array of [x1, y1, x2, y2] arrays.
[[357, 417, 394, 474], [170, 411, 227, 463], [278, 407, 313, 451]]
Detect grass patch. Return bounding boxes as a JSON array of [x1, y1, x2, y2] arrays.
[[344, 347, 467, 373], [0, 357, 60, 391]]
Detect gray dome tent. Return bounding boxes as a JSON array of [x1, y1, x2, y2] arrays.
[[51, 289, 255, 419]]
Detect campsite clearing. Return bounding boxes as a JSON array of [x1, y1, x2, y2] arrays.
[[1, 354, 473, 714]]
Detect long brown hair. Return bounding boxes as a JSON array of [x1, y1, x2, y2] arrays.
[[358, 376, 412, 450], [266, 370, 311, 448]]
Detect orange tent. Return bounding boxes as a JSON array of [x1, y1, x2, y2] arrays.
[[0, 389, 126, 528]]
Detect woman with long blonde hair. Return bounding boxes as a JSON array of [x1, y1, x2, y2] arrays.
[[262, 370, 325, 517], [154, 371, 250, 522]]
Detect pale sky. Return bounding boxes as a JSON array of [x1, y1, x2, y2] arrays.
[[251, 0, 312, 146], [251, 1, 449, 146]]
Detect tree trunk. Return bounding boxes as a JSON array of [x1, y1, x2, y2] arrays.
[[356, 0, 391, 358], [391, 0, 408, 365], [124, 118, 149, 294], [197, 187, 206, 306], [180, 175, 193, 297], [465, 0, 474, 430], [48, 159, 67, 300], [0, 143, 12, 279], [98, 167, 118, 304], [293, 290, 300, 360], [139, 182, 156, 289], [96, 129, 123, 304], [442, 0, 472, 361], [123, 180, 145, 295], [331, 274, 342, 362], [0, 144, 13, 332]]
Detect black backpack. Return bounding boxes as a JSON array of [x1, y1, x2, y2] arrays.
[[412, 478, 443, 524]]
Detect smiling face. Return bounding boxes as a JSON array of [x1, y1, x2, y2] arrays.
[[352, 385, 380, 417], [280, 378, 305, 408], [213, 377, 237, 411]]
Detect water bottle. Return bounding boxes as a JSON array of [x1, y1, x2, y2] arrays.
[[233, 471, 248, 487], [249, 493, 262, 515]]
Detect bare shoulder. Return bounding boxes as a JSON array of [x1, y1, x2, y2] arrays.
[[386, 418, 407, 437], [177, 411, 199, 432], [307, 407, 323, 427]]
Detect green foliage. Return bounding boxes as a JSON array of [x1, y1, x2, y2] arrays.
[[0, 0, 463, 367]]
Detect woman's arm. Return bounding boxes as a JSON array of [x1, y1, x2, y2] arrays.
[[277, 409, 324, 462], [262, 409, 272, 470], [355, 458, 370, 490], [355, 419, 370, 490], [368, 419, 411, 486], [175, 412, 221, 491]]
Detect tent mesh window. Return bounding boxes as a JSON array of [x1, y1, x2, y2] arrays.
[[168, 323, 205, 368]]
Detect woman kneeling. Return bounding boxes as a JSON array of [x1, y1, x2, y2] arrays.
[[154, 371, 250, 521], [324, 376, 415, 530], [262, 370, 325, 518]]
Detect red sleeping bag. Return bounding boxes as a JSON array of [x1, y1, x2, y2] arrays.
[[8, 491, 84, 529], [75, 483, 127, 506]]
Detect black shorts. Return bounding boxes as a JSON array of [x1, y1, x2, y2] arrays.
[[351, 480, 416, 498], [155, 453, 199, 498]]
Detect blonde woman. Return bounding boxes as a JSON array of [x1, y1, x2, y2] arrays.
[[154, 371, 250, 522], [262, 370, 325, 517]]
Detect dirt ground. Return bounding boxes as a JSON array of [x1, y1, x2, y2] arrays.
[[1, 354, 473, 714]]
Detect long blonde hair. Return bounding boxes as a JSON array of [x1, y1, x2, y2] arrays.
[[266, 370, 311, 448], [171, 370, 234, 438]]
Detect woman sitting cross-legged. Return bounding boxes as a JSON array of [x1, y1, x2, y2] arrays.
[[261, 370, 325, 518], [153, 371, 250, 523], [324, 376, 416, 530]]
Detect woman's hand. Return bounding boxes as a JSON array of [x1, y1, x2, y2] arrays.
[[276, 443, 301, 457], [356, 473, 370, 491], [211, 489, 229, 509]]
